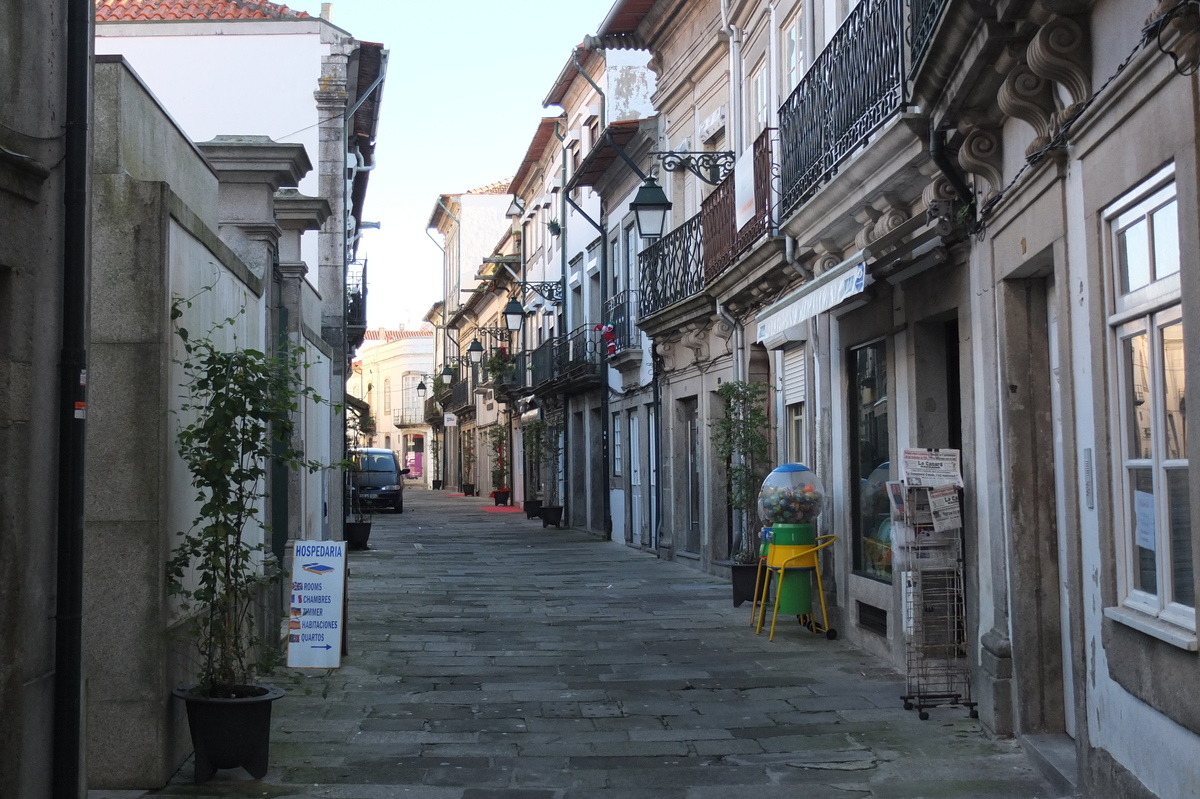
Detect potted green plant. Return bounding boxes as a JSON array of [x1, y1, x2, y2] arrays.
[[537, 412, 565, 528], [487, 423, 511, 505], [711, 380, 773, 607], [461, 429, 476, 496], [167, 298, 323, 783], [521, 418, 546, 518]]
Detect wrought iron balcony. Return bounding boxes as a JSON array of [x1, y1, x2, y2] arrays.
[[603, 290, 639, 354], [449, 378, 471, 412], [424, 396, 443, 424], [392, 408, 426, 427], [529, 338, 557, 390], [778, 0, 906, 214], [700, 127, 775, 285], [345, 259, 368, 350], [909, 0, 951, 76], [639, 212, 704, 319]]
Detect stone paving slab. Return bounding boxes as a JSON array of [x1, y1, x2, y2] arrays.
[[97, 490, 1070, 798]]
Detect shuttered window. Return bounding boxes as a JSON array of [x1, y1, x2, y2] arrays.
[[783, 346, 807, 405]]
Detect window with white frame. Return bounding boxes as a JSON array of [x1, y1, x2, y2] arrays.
[[383, 377, 392, 413], [612, 413, 623, 476], [749, 61, 769, 138], [784, 7, 805, 92], [1107, 164, 1192, 631]]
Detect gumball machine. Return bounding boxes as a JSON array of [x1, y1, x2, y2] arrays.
[[755, 464, 832, 630]]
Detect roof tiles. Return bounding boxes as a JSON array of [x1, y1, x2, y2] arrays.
[[95, 0, 311, 21]]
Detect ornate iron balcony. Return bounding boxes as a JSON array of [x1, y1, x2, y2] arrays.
[[603, 290, 639, 354], [778, 0, 907, 214], [909, 0, 951, 76], [639, 212, 704, 319]]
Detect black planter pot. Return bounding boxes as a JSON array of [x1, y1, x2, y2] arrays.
[[173, 684, 284, 783], [524, 499, 542, 519], [461, 482, 475, 497], [540, 505, 564, 528], [432, 479, 443, 490], [730, 562, 767, 608], [344, 521, 371, 551], [493, 490, 511, 506]]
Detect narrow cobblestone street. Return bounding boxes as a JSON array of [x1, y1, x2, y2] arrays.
[[96, 489, 1067, 799]]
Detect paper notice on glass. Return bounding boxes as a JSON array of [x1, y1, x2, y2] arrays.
[[902, 448, 963, 487], [1134, 490, 1156, 551], [887, 481, 906, 520], [928, 485, 962, 533]]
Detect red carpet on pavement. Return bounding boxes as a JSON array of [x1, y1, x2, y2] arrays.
[[481, 506, 523, 513], [445, 493, 466, 497]]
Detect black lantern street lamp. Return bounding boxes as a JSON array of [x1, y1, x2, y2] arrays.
[[628, 175, 672, 239], [467, 338, 485, 364], [503, 298, 525, 332], [416, 381, 427, 400]]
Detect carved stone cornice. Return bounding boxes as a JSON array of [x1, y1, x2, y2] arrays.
[[682, 325, 709, 362], [1027, 15, 1092, 124], [1149, 0, 1200, 75], [922, 175, 956, 208], [853, 207, 881, 251], [871, 195, 910, 240], [997, 62, 1057, 159], [958, 127, 1003, 197], [812, 240, 843, 275]]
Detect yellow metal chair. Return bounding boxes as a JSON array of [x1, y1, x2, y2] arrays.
[[754, 534, 837, 641], [748, 554, 769, 627]]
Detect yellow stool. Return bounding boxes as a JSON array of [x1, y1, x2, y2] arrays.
[[755, 535, 837, 641]]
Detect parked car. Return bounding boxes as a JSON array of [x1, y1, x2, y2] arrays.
[[348, 447, 410, 513]]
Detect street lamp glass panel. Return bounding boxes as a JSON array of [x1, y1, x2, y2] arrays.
[[440, 364, 454, 379], [629, 176, 672, 239], [503, 298, 525, 331], [467, 339, 484, 364], [416, 381, 427, 399]]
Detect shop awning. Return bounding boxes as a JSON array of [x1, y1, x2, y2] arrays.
[[755, 251, 868, 348]]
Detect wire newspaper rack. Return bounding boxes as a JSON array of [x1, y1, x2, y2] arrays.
[[891, 463, 976, 720]]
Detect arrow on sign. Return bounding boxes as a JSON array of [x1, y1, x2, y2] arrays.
[[310, 644, 332, 650]]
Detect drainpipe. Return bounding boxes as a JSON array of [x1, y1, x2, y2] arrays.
[[551, 122, 573, 523], [565, 193, 611, 536], [425, 228, 450, 489], [571, 47, 606, 131], [929, 120, 973, 207], [53, 0, 91, 796], [720, 0, 744, 156]]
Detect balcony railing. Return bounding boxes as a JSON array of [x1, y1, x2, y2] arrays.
[[392, 408, 426, 427], [346, 259, 367, 329], [639, 212, 704, 319], [449, 378, 471, 412], [603, 290, 639, 354], [530, 338, 556, 388], [700, 128, 775, 285], [778, 0, 906, 214], [909, 0, 950, 75], [561, 324, 602, 374], [424, 396, 443, 424]]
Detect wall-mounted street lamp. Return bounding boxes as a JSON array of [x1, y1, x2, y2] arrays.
[[502, 299, 525, 332], [467, 339, 485, 364], [628, 176, 673, 240]]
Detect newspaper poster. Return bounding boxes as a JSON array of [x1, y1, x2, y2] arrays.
[[928, 485, 962, 533], [887, 481, 906, 520], [902, 448, 963, 487]]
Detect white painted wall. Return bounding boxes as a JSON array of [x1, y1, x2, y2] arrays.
[[97, 22, 332, 274]]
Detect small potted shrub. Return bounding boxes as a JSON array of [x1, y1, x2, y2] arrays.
[[711, 380, 773, 607], [521, 418, 546, 519], [488, 424, 511, 505], [167, 297, 324, 783], [461, 430, 476, 496]]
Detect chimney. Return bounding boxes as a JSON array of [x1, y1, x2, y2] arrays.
[[320, 3, 332, 21]]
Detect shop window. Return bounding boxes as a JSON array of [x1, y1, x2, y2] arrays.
[[850, 339, 892, 582], [1107, 166, 1192, 633]]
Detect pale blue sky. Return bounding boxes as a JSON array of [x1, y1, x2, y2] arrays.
[[285, 0, 615, 329]]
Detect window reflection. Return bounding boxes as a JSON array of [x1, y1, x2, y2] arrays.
[[852, 341, 891, 582], [1162, 322, 1186, 460], [1124, 333, 1152, 459]]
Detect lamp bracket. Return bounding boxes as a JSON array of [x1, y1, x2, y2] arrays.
[[474, 326, 512, 343], [650, 150, 735, 186], [517, 281, 563, 304]]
